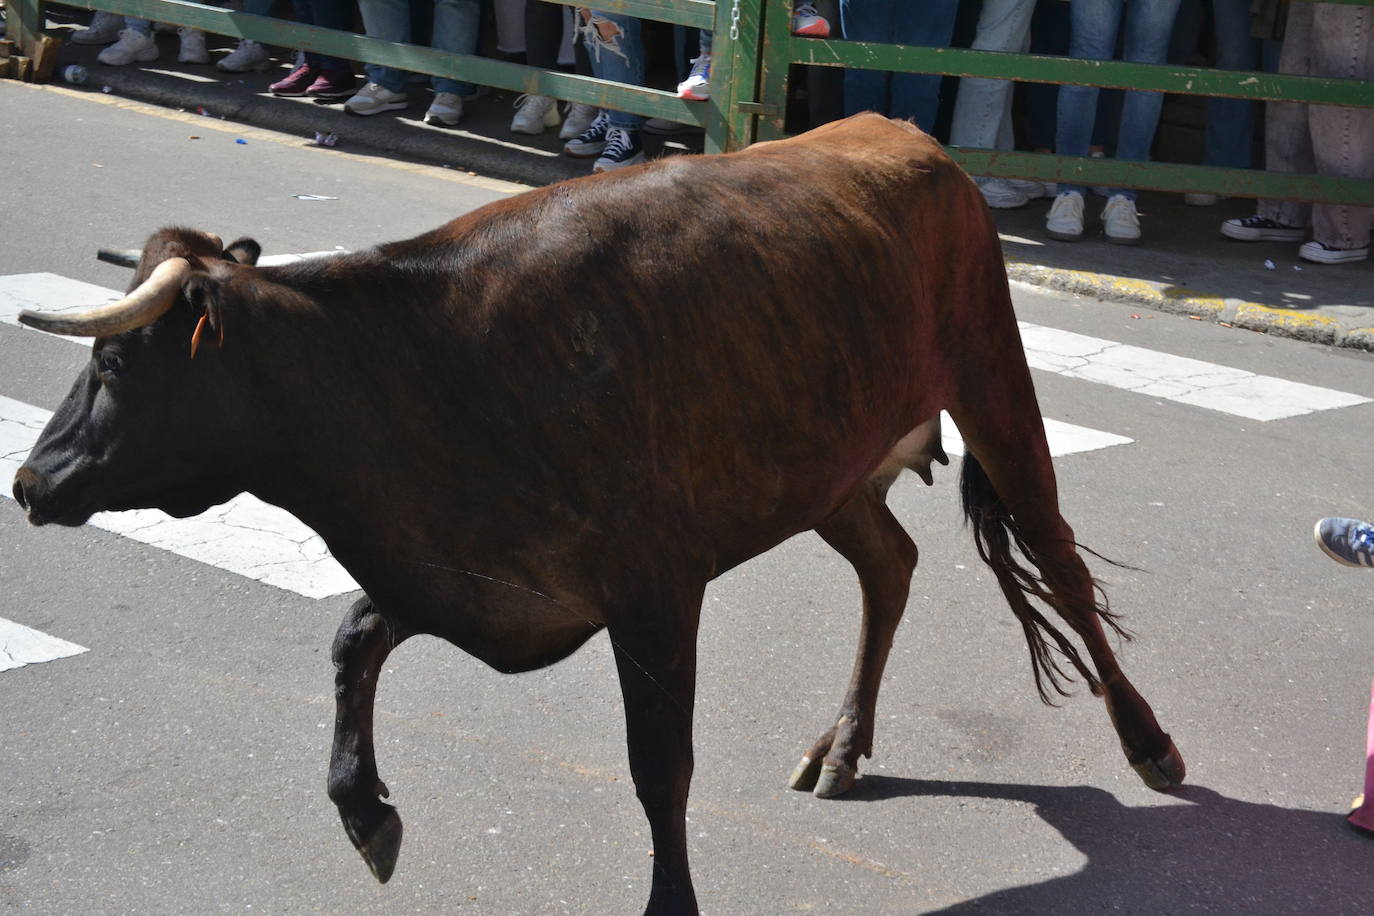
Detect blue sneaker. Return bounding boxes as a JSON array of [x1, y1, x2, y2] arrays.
[[1314, 517, 1374, 568]]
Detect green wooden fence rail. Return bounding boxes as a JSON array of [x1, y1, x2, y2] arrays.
[[7, 0, 1372, 204], [751, 0, 1374, 205]]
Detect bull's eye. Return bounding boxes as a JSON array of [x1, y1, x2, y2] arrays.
[[99, 352, 125, 376]]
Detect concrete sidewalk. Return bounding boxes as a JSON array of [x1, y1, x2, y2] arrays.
[[32, 25, 1374, 350]]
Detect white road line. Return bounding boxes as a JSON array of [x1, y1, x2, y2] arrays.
[[0, 394, 358, 600], [1020, 322, 1372, 420], [941, 411, 1132, 458], [0, 615, 87, 672]]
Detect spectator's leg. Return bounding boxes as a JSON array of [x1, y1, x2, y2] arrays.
[[1027, 0, 1070, 152], [1256, 3, 1315, 230], [357, 0, 415, 93], [526, 0, 565, 71], [580, 12, 646, 132], [1308, 3, 1374, 249], [301, 1, 356, 73], [1109, 0, 1184, 200], [839, 0, 895, 117], [948, 0, 1037, 150], [431, 0, 481, 98], [1054, 0, 1125, 197], [1203, 0, 1260, 170], [887, 0, 960, 131]]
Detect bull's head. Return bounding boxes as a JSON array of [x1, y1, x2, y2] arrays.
[[11, 228, 262, 526]]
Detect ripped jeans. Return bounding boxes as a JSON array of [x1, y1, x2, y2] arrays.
[[578, 10, 645, 131]]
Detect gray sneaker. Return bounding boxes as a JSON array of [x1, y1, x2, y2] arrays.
[[1314, 517, 1374, 567], [346, 81, 409, 116], [72, 11, 124, 45], [559, 103, 599, 141]]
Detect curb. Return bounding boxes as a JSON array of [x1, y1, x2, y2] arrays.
[[1006, 257, 1374, 352]]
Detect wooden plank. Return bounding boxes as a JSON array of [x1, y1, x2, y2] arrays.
[[32, 33, 60, 82], [12, 54, 31, 81]]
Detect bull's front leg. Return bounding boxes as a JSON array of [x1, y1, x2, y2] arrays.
[[609, 589, 704, 916], [327, 595, 411, 883]]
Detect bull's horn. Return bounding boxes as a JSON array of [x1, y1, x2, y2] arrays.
[[96, 248, 143, 268], [18, 257, 192, 337]]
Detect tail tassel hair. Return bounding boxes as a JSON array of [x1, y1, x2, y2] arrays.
[[959, 454, 1130, 704]]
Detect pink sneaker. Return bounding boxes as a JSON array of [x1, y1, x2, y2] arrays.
[[307, 69, 357, 100], [269, 63, 317, 97]]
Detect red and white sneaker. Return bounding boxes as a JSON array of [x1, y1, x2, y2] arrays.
[[791, 3, 831, 38]]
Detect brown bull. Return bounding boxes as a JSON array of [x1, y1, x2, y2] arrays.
[[11, 113, 1182, 914]]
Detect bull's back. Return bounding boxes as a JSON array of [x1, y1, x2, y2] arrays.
[[386, 115, 1001, 565]]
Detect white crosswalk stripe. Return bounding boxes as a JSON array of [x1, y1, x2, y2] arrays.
[[1019, 322, 1371, 420], [1, 262, 1370, 668], [0, 615, 87, 672]]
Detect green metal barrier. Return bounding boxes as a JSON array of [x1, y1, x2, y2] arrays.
[[7, 0, 1372, 204]]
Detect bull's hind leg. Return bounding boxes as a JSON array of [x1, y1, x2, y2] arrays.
[[789, 479, 918, 798], [956, 420, 1185, 790], [328, 596, 412, 882]]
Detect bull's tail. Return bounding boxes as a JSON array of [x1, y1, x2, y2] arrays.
[[959, 452, 1130, 704]]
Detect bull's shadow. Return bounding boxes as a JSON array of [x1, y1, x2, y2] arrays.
[[842, 776, 1372, 914]]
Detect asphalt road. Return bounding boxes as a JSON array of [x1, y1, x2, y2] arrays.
[[4, 81, 1374, 915]]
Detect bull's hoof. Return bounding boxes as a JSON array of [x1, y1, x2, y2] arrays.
[[338, 800, 404, 883], [787, 756, 858, 798], [1131, 739, 1186, 791], [813, 762, 857, 799], [788, 755, 822, 792]]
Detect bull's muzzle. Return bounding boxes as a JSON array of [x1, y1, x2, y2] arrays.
[[12, 466, 42, 523]]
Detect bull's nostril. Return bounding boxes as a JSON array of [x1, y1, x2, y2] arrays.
[[12, 468, 34, 510]]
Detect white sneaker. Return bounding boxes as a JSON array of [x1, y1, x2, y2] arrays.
[[1045, 191, 1085, 242], [510, 94, 560, 135], [1102, 194, 1141, 245], [72, 11, 124, 45], [1299, 240, 1369, 264], [177, 28, 210, 64], [98, 29, 159, 66], [976, 178, 1030, 210], [677, 54, 711, 101], [217, 39, 270, 73], [345, 81, 409, 116], [424, 92, 464, 126], [559, 103, 599, 141], [1006, 178, 1051, 200]]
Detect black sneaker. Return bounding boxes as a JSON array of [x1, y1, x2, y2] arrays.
[[592, 128, 646, 173], [1220, 216, 1306, 242], [564, 111, 610, 158]]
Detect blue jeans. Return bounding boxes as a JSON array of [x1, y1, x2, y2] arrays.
[[1202, 0, 1261, 168], [1056, 0, 1184, 200], [580, 12, 645, 131], [840, 0, 960, 132], [358, 0, 479, 97]]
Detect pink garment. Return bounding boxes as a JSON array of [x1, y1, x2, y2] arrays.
[[1350, 677, 1374, 833], [1256, 2, 1374, 249]]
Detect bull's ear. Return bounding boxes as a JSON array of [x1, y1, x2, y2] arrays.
[[182, 273, 228, 358], [224, 237, 261, 266]]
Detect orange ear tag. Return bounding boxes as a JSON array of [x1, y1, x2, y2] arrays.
[[190, 313, 209, 359]]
